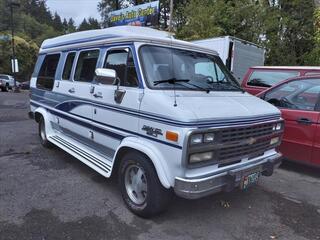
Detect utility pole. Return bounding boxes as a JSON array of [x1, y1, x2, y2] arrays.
[[115, 0, 119, 10], [168, 0, 173, 32], [9, 0, 20, 92]]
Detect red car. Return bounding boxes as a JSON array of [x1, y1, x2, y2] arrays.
[[258, 75, 320, 167], [242, 66, 320, 95]]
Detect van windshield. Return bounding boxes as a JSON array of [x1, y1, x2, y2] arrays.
[[139, 45, 241, 91]]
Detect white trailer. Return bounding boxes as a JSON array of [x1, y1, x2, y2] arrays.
[[192, 36, 265, 82]]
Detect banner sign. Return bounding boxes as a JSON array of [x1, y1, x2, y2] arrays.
[[108, 1, 159, 27]]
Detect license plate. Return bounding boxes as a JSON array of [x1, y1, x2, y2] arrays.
[[241, 172, 260, 190]]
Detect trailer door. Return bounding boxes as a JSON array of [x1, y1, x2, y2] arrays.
[[232, 40, 265, 82]]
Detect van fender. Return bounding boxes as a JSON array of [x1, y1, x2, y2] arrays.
[[115, 136, 172, 189], [34, 107, 54, 136]]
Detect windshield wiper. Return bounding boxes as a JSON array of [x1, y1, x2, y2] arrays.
[[181, 81, 211, 93], [154, 78, 210, 93], [208, 81, 244, 92], [153, 78, 190, 86], [217, 80, 245, 92]]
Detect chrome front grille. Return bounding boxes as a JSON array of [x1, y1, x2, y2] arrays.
[[218, 139, 271, 162], [220, 123, 274, 143], [187, 121, 283, 168]]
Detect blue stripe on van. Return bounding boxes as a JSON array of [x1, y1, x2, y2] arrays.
[[30, 87, 281, 128], [30, 101, 183, 149]]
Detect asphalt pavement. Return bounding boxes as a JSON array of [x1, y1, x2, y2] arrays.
[[0, 91, 319, 240]]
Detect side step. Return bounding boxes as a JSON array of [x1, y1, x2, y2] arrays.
[[49, 134, 112, 177]]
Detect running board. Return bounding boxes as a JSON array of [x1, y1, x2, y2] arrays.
[[49, 134, 112, 177]]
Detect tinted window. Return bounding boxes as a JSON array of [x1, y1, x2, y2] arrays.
[[103, 49, 138, 87], [37, 54, 60, 90], [74, 50, 99, 82], [265, 79, 320, 111], [62, 52, 76, 80], [248, 70, 299, 87], [0, 75, 9, 80]]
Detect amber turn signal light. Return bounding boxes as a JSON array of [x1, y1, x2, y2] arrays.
[[166, 131, 179, 142]]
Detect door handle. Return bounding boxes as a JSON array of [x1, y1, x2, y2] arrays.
[[93, 92, 103, 98], [68, 88, 75, 93], [296, 117, 313, 125]]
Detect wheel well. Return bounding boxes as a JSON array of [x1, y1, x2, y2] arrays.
[[34, 112, 43, 123], [111, 147, 154, 179]]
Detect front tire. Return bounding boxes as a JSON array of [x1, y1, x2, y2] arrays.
[[38, 117, 53, 148], [118, 151, 172, 218]]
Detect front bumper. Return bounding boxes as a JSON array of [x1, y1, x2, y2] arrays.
[[174, 153, 282, 199]]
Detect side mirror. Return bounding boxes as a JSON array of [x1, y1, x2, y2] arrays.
[[95, 68, 117, 85]]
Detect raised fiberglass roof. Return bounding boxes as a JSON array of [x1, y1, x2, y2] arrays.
[[41, 26, 173, 50], [40, 26, 218, 55]]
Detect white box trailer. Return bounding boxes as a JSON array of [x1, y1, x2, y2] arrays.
[[192, 36, 265, 82]]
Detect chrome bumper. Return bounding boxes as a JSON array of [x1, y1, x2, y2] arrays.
[[174, 153, 282, 199]]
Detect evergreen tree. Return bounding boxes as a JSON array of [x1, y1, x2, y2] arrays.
[[78, 18, 101, 31], [78, 18, 90, 31], [62, 18, 68, 34], [53, 12, 64, 32], [88, 17, 101, 29], [67, 18, 76, 33]]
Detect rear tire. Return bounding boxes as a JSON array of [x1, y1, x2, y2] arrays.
[[118, 151, 172, 218], [38, 117, 53, 148]]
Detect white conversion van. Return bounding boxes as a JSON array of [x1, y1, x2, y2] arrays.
[[29, 26, 283, 217]]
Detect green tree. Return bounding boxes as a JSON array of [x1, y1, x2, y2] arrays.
[[0, 35, 38, 81], [52, 12, 64, 32], [78, 18, 101, 31], [67, 18, 76, 33], [265, 0, 315, 65]]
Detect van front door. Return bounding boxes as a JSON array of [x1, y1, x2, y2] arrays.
[[91, 47, 142, 159]]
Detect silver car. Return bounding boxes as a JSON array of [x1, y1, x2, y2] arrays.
[[0, 74, 15, 91]]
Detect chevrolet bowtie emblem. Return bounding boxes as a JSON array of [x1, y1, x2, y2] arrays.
[[248, 137, 257, 145]]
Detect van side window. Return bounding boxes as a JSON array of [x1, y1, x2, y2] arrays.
[[62, 52, 76, 80], [104, 49, 138, 87], [37, 54, 60, 90], [74, 50, 99, 82]]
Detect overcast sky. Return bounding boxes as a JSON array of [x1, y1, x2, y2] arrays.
[[46, 0, 101, 25]]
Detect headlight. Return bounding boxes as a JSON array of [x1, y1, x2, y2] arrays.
[[190, 132, 216, 145], [273, 122, 282, 131], [270, 137, 280, 145], [189, 151, 213, 163], [190, 134, 203, 145], [204, 133, 215, 143]]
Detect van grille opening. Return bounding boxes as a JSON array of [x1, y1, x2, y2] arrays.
[[187, 121, 282, 168]]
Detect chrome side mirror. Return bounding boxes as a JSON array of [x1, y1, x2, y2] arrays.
[[95, 68, 117, 85]]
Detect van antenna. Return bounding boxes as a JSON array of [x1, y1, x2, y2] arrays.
[[171, 36, 178, 107]]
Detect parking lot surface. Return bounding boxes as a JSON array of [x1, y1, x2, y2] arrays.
[[0, 91, 319, 240]]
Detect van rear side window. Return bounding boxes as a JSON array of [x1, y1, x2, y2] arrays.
[[37, 54, 60, 90], [62, 52, 76, 80]]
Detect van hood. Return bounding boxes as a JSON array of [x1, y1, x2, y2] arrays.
[[141, 90, 280, 124]]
